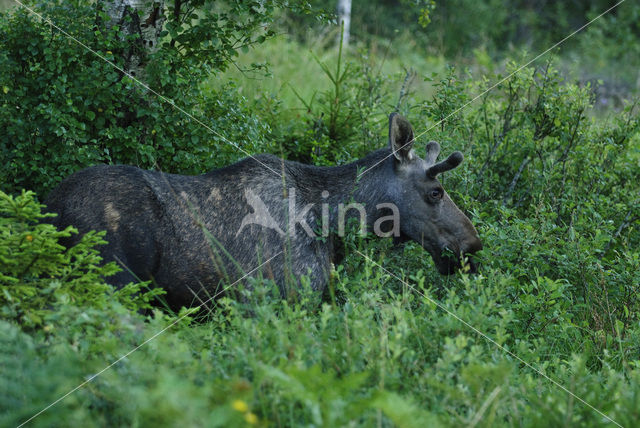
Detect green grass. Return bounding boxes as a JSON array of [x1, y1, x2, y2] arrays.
[[2, 3, 640, 427], [0, 0, 15, 10], [206, 33, 447, 115]]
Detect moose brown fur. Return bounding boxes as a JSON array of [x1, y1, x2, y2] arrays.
[[45, 113, 482, 309]]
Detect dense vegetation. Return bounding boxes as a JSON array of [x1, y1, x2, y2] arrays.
[[1, 0, 639, 426]]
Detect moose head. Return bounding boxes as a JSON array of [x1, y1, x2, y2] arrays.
[[387, 113, 483, 274]]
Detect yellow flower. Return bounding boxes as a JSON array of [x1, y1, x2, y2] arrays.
[[244, 412, 258, 425], [232, 400, 248, 413], [106, 51, 112, 55], [25, 234, 33, 242], [151, 129, 157, 135]]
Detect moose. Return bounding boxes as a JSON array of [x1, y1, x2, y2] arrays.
[[45, 113, 482, 309]]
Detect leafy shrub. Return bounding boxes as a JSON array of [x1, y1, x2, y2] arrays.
[[395, 59, 640, 366], [2, 1, 640, 426], [268, 41, 393, 165], [0, 1, 280, 195], [0, 190, 160, 329]]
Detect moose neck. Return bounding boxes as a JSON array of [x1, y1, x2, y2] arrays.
[[295, 148, 395, 230]]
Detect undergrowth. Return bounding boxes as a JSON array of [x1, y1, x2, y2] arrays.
[[1, 1, 639, 427]]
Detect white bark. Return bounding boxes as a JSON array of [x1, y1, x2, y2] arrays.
[[337, 0, 351, 48], [99, 0, 165, 79]]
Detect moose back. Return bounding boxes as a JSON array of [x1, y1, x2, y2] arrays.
[[45, 113, 482, 309]]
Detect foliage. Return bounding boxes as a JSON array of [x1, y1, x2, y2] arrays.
[[3, 249, 640, 426], [413, 60, 640, 369], [282, 33, 393, 165], [281, 0, 640, 104], [0, 190, 161, 329], [0, 0, 301, 195], [1, 0, 640, 427]]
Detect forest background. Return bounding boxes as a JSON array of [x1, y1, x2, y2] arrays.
[[1, 1, 639, 426]]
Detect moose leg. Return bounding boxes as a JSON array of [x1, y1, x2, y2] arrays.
[[284, 240, 332, 296]]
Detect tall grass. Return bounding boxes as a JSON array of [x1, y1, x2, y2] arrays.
[[205, 32, 446, 117], [2, 2, 640, 426]]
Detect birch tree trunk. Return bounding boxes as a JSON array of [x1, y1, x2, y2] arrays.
[[98, 0, 165, 80], [337, 0, 351, 48]]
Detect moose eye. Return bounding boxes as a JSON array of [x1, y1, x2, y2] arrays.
[[429, 188, 444, 201]]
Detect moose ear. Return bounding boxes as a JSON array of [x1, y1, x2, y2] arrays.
[[388, 113, 415, 162]]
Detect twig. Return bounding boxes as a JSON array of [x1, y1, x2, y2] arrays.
[[599, 207, 639, 258], [503, 157, 530, 204], [478, 81, 517, 179], [395, 67, 416, 112]]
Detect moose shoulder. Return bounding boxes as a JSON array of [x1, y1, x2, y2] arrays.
[[45, 113, 482, 309]]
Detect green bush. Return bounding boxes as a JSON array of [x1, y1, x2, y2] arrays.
[[402, 60, 640, 368], [1, 1, 640, 426], [0, 190, 161, 329], [274, 40, 394, 165], [0, 1, 278, 195]]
